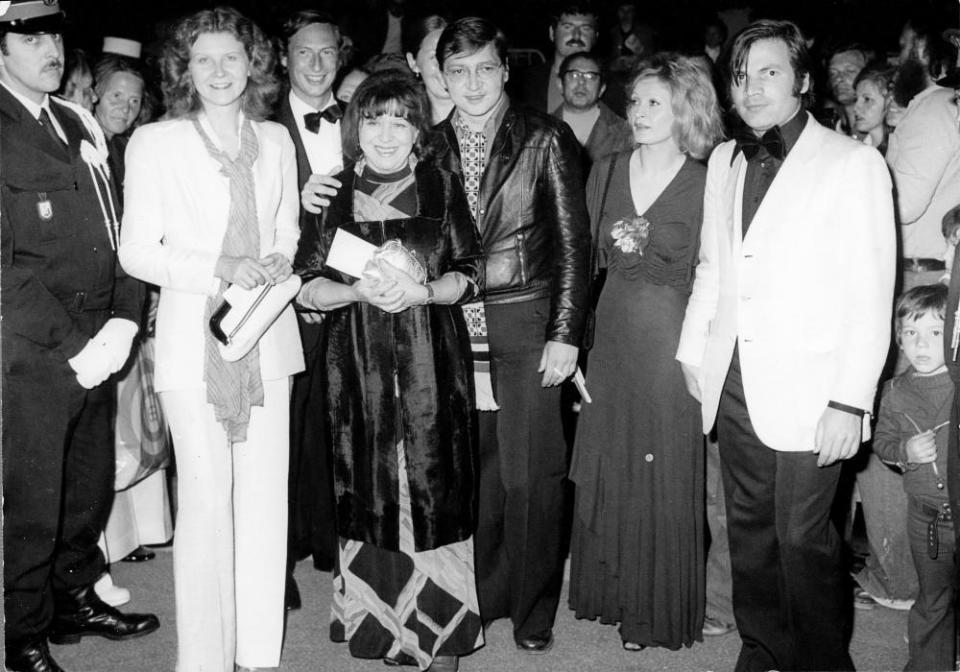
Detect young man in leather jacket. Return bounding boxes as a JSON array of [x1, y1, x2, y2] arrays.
[[435, 16, 591, 656]]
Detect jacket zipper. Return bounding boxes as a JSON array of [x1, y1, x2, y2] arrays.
[[516, 231, 528, 284]]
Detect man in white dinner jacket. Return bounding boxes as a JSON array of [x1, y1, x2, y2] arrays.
[[676, 19, 895, 672]]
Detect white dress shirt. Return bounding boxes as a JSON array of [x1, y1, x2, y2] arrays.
[[287, 90, 343, 176]]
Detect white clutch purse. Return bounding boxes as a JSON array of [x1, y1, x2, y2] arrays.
[[209, 275, 301, 362]]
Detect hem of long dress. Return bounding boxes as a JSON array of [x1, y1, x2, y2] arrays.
[[568, 609, 702, 651], [329, 629, 484, 660]]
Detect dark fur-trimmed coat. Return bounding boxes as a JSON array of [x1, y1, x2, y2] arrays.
[[293, 158, 484, 552]]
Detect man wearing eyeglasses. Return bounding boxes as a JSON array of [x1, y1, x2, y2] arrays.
[[436, 16, 590, 657], [515, 2, 600, 113], [553, 51, 632, 171]]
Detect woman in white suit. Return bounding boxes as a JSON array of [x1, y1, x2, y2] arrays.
[[119, 8, 303, 671]]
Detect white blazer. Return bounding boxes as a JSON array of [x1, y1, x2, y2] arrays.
[[676, 115, 896, 452], [119, 116, 305, 392]]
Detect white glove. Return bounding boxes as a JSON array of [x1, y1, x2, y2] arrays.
[[67, 339, 113, 389], [92, 318, 138, 374]]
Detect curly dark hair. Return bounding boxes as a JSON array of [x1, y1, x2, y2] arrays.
[[341, 70, 437, 165], [160, 6, 279, 120]]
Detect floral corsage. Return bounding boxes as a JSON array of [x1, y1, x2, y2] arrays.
[[610, 215, 651, 255]]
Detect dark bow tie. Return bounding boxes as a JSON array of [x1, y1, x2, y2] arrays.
[[734, 126, 786, 161], [304, 105, 343, 133]]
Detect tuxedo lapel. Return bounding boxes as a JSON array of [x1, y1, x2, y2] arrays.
[[277, 95, 312, 190], [728, 152, 746, 258], [740, 114, 820, 248]]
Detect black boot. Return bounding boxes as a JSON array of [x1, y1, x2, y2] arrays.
[[5, 636, 66, 672], [47, 585, 159, 645], [284, 572, 302, 611]]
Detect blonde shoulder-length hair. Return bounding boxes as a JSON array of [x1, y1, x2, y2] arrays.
[[629, 52, 725, 160]]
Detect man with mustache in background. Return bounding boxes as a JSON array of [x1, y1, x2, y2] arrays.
[[0, 2, 159, 670], [514, 2, 600, 114]]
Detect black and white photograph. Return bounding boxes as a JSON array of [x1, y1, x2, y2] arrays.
[[1, 0, 959, 669]]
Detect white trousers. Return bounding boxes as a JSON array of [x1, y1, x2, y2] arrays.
[[161, 379, 289, 672]]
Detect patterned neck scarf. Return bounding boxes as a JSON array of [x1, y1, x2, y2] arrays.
[[193, 117, 265, 443], [454, 113, 498, 411]]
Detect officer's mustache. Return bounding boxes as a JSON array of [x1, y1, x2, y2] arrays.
[[565, 39, 585, 47], [43, 60, 64, 72]]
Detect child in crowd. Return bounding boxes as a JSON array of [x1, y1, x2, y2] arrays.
[[873, 284, 955, 671], [940, 204, 960, 284]]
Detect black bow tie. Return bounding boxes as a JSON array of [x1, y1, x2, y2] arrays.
[[734, 126, 786, 161], [304, 105, 343, 133]]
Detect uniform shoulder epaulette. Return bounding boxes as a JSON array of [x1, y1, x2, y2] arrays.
[[51, 95, 109, 157]]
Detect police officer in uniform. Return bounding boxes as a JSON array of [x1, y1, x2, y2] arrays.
[[1, 2, 159, 670]]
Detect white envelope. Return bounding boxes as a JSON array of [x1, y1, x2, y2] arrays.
[[326, 228, 377, 278]]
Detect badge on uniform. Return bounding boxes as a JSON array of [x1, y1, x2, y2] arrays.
[[37, 192, 53, 220]]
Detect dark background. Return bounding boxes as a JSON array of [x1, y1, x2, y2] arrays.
[[60, 0, 960, 59], [57, 0, 959, 118]]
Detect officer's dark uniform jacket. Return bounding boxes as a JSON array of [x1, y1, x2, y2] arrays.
[[436, 102, 591, 347], [0, 84, 142, 365]]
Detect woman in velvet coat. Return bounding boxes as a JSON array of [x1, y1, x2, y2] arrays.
[[293, 71, 484, 671]]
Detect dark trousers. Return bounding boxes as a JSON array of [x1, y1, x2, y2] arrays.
[[3, 335, 114, 643], [475, 297, 568, 642], [717, 351, 854, 672], [287, 319, 336, 574], [905, 497, 956, 671]]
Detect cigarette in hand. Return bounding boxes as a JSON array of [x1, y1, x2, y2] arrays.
[[574, 367, 592, 403]]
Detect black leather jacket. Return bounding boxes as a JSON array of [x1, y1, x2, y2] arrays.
[[436, 103, 591, 347]]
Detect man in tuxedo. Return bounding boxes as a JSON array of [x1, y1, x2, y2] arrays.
[[0, 2, 158, 670], [435, 17, 591, 655], [275, 8, 344, 610], [513, 2, 599, 114], [676, 19, 895, 672]]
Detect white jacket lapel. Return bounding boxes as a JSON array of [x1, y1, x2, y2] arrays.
[[740, 113, 821, 251]]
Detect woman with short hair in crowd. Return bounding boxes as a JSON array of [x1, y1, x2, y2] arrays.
[[294, 70, 484, 672], [403, 14, 452, 124]]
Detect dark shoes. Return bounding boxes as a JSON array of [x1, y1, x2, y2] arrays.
[[120, 545, 156, 563], [284, 574, 302, 611], [382, 654, 458, 671], [516, 629, 554, 654], [5, 637, 65, 672], [47, 585, 160, 645], [383, 652, 418, 666]]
